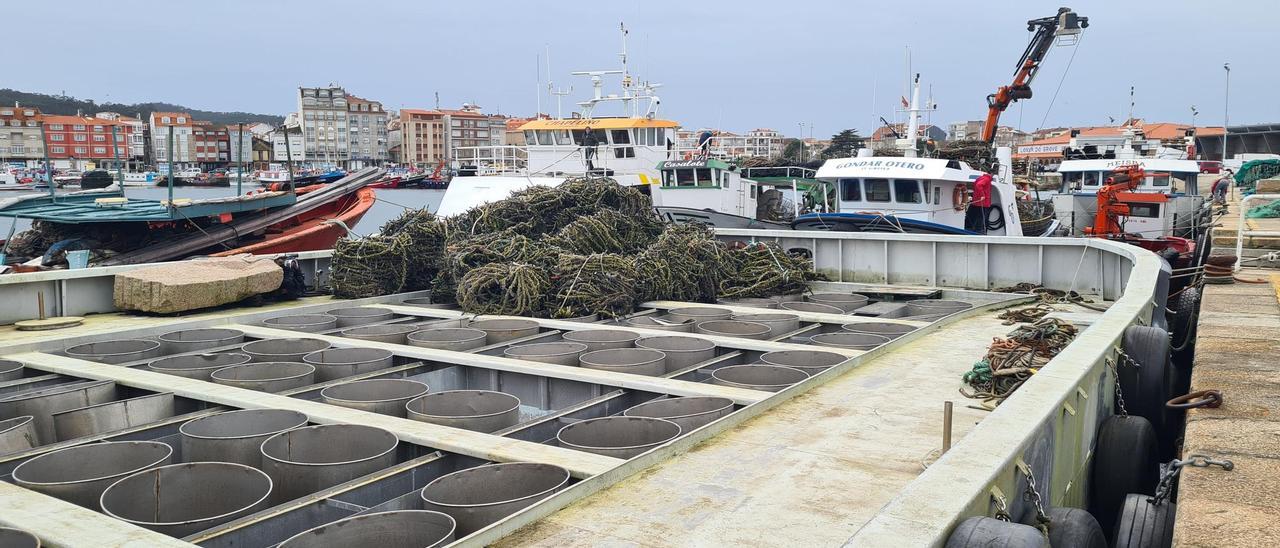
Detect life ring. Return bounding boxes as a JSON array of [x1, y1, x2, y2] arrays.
[[952, 184, 968, 211]]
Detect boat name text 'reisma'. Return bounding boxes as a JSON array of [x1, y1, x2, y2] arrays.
[[833, 160, 928, 170]]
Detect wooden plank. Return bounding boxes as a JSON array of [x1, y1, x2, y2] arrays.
[[11, 352, 622, 479], [233, 324, 772, 405], [0, 480, 192, 548]]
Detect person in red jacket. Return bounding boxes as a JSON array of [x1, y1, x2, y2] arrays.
[[965, 173, 994, 233]]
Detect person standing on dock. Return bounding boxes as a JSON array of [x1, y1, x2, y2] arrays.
[[1211, 169, 1232, 205], [965, 172, 994, 234], [582, 126, 599, 172]]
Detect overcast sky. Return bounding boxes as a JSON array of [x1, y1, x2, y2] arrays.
[[12, 0, 1272, 138]]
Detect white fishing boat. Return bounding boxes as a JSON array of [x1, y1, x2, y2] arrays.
[[118, 172, 156, 187]]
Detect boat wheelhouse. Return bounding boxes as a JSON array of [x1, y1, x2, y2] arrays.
[[1052, 157, 1208, 239]]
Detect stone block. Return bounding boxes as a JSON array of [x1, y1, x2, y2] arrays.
[[1254, 178, 1280, 193], [113, 255, 283, 314]]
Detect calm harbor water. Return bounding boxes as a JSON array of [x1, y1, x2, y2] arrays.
[[2, 186, 446, 238]]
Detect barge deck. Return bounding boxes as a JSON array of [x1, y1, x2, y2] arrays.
[[0, 232, 1163, 547]]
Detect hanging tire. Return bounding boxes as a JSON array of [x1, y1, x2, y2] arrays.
[[944, 517, 1049, 548], [1195, 227, 1213, 275], [1089, 416, 1158, 535], [1168, 287, 1200, 390], [1112, 494, 1176, 548], [1046, 507, 1107, 548], [1120, 325, 1173, 435], [1151, 261, 1171, 331]]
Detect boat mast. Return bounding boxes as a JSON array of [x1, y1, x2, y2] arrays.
[[39, 121, 54, 198], [619, 23, 632, 117], [167, 125, 175, 206], [111, 125, 123, 197], [236, 122, 244, 196]]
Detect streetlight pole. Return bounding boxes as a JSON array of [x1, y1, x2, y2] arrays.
[[1222, 63, 1230, 162]]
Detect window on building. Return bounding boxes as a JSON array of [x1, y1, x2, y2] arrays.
[[93, 126, 104, 132], [75, 147, 87, 154], [93, 147, 106, 154], [452, 129, 463, 138], [161, 117, 171, 123], [93, 135, 106, 142], [73, 134, 86, 142], [839, 178, 861, 201], [51, 134, 64, 142], [52, 146, 65, 154], [73, 124, 85, 131], [864, 178, 891, 202], [177, 117, 185, 123], [49, 124, 63, 131], [25, 120, 36, 127], [894, 179, 923, 203]]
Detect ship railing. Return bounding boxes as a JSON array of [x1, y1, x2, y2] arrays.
[[1235, 193, 1280, 269]]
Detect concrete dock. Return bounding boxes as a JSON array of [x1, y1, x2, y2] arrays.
[[1173, 269, 1280, 547]]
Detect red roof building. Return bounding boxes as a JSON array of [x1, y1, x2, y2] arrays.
[[41, 115, 131, 166]]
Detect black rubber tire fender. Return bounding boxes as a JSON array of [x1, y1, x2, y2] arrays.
[[1045, 507, 1107, 548], [1112, 494, 1176, 548], [944, 516, 1049, 548], [1089, 415, 1158, 535], [1168, 287, 1200, 390], [1120, 325, 1173, 434], [1151, 260, 1171, 331]]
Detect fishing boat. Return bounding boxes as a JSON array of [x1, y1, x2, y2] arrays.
[[0, 168, 382, 271]]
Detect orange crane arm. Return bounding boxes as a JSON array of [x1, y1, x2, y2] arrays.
[[981, 8, 1088, 144], [1085, 165, 1145, 236]]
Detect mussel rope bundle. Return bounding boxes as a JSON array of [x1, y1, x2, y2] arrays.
[[330, 234, 414, 298], [455, 262, 550, 316], [961, 318, 1079, 405], [634, 223, 727, 303], [551, 253, 639, 319], [719, 241, 818, 298], [547, 209, 665, 255]]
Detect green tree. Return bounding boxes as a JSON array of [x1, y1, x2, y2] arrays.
[[781, 138, 804, 160], [821, 129, 865, 159]]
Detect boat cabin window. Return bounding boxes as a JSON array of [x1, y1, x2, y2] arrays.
[[932, 185, 941, 205], [1171, 172, 1197, 193], [839, 178, 860, 201], [864, 178, 891, 202], [611, 130, 634, 158], [894, 179, 922, 203], [536, 131, 556, 146], [524, 130, 535, 144], [1149, 174, 1170, 188], [1082, 172, 1101, 187], [555, 131, 574, 145], [668, 168, 717, 187], [1128, 203, 1160, 218]]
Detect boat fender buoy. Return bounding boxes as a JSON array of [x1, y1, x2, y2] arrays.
[[1088, 415, 1158, 534], [944, 516, 1048, 548], [1111, 494, 1175, 548], [1043, 507, 1107, 548], [953, 185, 968, 211], [1120, 325, 1174, 436]]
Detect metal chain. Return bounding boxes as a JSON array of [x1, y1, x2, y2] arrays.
[[1149, 454, 1235, 506], [1019, 463, 1052, 536], [1105, 356, 1129, 417], [992, 489, 1012, 522]]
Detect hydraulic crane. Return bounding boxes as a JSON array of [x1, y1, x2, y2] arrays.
[[1084, 165, 1146, 236], [980, 8, 1088, 145]]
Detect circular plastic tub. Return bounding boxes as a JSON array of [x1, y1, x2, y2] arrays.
[[260, 424, 399, 503], [303, 348, 395, 382], [321, 379, 430, 417], [12, 441, 173, 508], [263, 314, 338, 333], [0, 359, 23, 382], [65, 340, 162, 365], [805, 293, 870, 312], [556, 416, 681, 459], [0, 416, 39, 456], [503, 342, 589, 366], [779, 301, 846, 315], [561, 313, 599, 323], [100, 462, 272, 537], [904, 299, 973, 317], [146, 352, 253, 381], [0, 528, 40, 548], [407, 328, 488, 351], [279, 510, 457, 548], [731, 312, 801, 337], [716, 297, 779, 309], [406, 390, 522, 433], [340, 324, 419, 345], [579, 348, 667, 377], [180, 409, 310, 467], [562, 329, 640, 352], [401, 297, 435, 306], [710, 365, 809, 392], [635, 336, 716, 371], [157, 328, 245, 354], [211, 362, 316, 393], [624, 315, 695, 332], [623, 396, 734, 432], [809, 332, 891, 351], [666, 307, 732, 325], [328, 307, 395, 328], [841, 321, 917, 340], [241, 338, 331, 363], [469, 318, 540, 343], [695, 320, 772, 340], [420, 462, 570, 536], [759, 350, 849, 376]]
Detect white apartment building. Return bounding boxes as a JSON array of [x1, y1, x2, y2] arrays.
[[345, 94, 389, 168], [271, 127, 305, 164], [148, 111, 194, 167], [298, 86, 350, 167], [94, 112, 146, 160]]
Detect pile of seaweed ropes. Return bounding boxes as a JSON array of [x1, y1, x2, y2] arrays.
[[961, 317, 1078, 407], [329, 177, 822, 318]]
